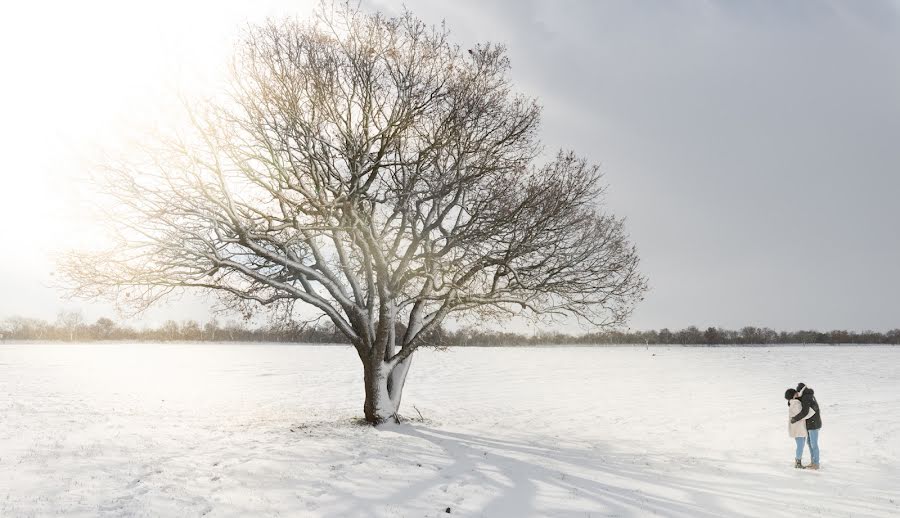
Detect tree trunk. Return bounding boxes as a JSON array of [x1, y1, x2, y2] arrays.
[[363, 356, 413, 425]]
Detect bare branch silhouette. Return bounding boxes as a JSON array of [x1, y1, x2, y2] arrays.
[[62, 3, 647, 423]]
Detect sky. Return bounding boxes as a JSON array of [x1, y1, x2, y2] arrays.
[[0, 0, 898, 332]]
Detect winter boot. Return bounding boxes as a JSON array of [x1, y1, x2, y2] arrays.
[[807, 462, 819, 470], [794, 459, 804, 469]]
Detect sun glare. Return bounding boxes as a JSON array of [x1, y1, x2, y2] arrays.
[[0, 0, 316, 269]]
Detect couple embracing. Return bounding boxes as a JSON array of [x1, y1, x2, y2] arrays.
[[785, 382, 822, 470]]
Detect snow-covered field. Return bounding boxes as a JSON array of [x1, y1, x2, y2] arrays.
[[1, 344, 898, 517]]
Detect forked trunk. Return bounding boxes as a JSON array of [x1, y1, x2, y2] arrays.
[[363, 356, 413, 424]]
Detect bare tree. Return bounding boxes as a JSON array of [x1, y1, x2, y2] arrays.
[[91, 317, 117, 340], [63, 4, 647, 423], [56, 310, 84, 342]]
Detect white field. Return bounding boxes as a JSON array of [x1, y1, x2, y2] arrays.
[[1, 344, 898, 517]]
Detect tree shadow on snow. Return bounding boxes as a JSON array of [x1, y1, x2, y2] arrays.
[[372, 425, 877, 518]]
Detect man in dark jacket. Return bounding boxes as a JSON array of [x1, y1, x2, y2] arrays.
[[790, 382, 821, 469]]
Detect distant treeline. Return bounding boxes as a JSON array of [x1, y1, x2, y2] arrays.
[[2, 312, 899, 345], [455, 326, 900, 346], [0, 313, 345, 344]]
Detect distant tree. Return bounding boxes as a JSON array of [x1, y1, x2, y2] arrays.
[[56, 310, 84, 342], [179, 320, 200, 341], [759, 327, 777, 345], [677, 326, 702, 345], [203, 319, 220, 341], [703, 326, 721, 345], [62, 4, 646, 423], [223, 321, 245, 342], [829, 329, 850, 345], [91, 317, 117, 340], [796, 330, 817, 344], [161, 320, 180, 341], [658, 328, 673, 345], [739, 326, 760, 345], [887, 329, 900, 345]]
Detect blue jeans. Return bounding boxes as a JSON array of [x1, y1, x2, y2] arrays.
[[794, 437, 806, 460], [807, 429, 820, 464]]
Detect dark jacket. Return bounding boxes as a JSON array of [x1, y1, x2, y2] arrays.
[[790, 385, 822, 430]]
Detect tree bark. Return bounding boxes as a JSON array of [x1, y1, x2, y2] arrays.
[[362, 357, 412, 424]]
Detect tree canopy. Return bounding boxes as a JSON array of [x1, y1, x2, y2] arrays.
[[64, 3, 647, 422]]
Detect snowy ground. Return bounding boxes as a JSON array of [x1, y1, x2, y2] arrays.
[[1, 344, 899, 517]]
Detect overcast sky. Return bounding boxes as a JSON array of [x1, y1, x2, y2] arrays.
[[1, 0, 898, 331]]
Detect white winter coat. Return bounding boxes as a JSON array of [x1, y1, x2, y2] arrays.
[[788, 399, 815, 438]]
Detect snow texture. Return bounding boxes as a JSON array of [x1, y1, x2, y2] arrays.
[[1, 344, 898, 517]]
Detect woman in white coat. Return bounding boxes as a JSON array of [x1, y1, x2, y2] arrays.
[[785, 388, 815, 468]]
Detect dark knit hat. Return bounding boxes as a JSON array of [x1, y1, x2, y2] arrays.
[[784, 388, 797, 400], [796, 382, 806, 392]]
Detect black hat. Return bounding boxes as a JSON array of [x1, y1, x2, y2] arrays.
[[796, 382, 806, 392], [784, 388, 797, 400]]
